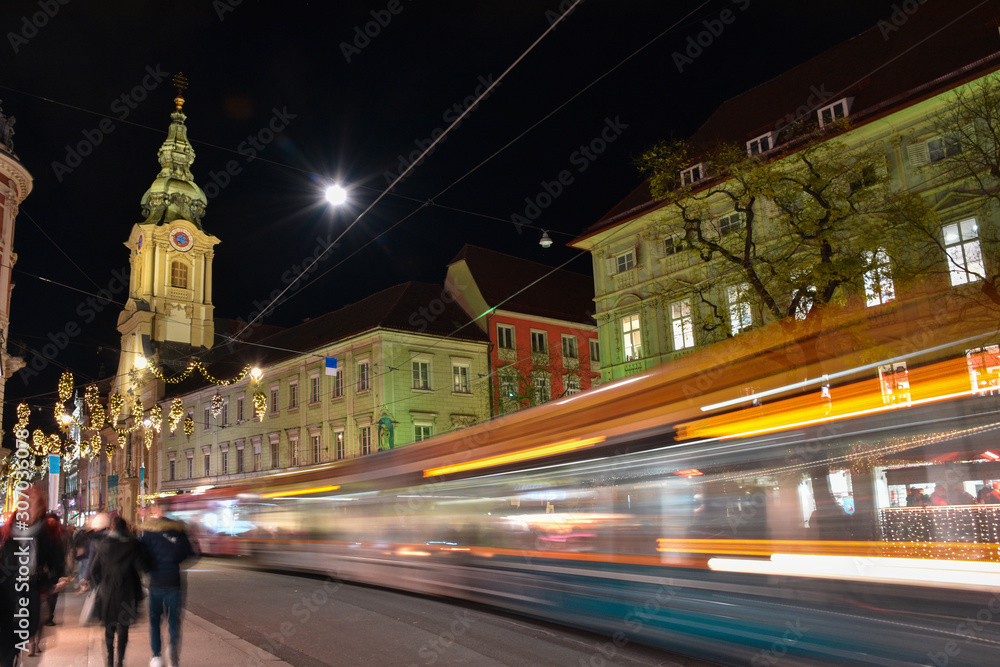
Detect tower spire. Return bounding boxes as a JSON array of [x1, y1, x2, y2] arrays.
[[139, 72, 207, 229]]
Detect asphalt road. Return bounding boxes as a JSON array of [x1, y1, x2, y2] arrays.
[[183, 558, 718, 667]]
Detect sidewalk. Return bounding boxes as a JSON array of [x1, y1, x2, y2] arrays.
[[23, 588, 292, 667]]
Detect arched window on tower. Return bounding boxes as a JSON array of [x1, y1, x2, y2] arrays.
[[171, 261, 189, 289]]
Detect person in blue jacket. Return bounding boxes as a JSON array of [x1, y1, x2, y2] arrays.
[[138, 510, 197, 667]]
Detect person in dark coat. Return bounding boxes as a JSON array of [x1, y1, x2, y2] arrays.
[[0, 486, 63, 663], [90, 516, 146, 667], [139, 513, 196, 667]]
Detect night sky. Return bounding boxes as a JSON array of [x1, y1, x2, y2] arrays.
[[0, 0, 904, 436]]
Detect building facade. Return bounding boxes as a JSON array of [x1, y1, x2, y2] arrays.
[[0, 102, 30, 448], [155, 282, 489, 493], [572, 1, 1000, 387], [445, 245, 599, 415]]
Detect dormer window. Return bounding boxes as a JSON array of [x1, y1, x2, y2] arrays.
[[747, 132, 776, 156], [817, 97, 853, 128], [680, 163, 706, 186]]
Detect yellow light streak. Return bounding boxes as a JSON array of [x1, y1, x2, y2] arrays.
[[259, 484, 340, 499], [423, 436, 606, 477]]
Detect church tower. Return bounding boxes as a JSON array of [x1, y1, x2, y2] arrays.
[[117, 76, 220, 374]]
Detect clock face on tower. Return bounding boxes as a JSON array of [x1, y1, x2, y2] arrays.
[[169, 226, 193, 252]]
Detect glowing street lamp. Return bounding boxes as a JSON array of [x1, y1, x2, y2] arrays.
[[324, 183, 347, 206]]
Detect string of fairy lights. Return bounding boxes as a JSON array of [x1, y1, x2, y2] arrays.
[[1, 360, 266, 499]]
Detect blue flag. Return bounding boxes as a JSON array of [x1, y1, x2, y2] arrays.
[[325, 357, 338, 376]]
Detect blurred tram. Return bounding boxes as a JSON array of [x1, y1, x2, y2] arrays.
[[159, 327, 1000, 666]]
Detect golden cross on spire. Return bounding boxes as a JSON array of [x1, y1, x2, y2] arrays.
[[172, 72, 188, 111]]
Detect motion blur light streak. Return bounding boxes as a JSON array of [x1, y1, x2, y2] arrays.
[[259, 484, 340, 498], [422, 436, 606, 477], [708, 554, 1000, 590]]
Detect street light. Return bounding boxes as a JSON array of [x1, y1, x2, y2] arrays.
[[324, 183, 347, 206]]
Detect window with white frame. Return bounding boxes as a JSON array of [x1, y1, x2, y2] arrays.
[[943, 218, 984, 286], [669, 299, 695, 350], [288, 382, 298, 409], [309, 375, 320, 403], [589, 339, 600, 363], [727, 284, 754, 333], [561, 335, 578, 359], [334, 431, 345, 460], [331, 370, 344, 398], [236, 396, 244, 422], [497, 324, 514, 350], [186, 455, 193, 479], [270, 387, 279, 414], [270, 438, 279, 469], [817, 98, 852, 127], [531, 330, 548, 354], [412, 360, 431, 390], [168, 458, 175, 482], [289, 438, 300, 466], [311, 434, 321, 463], [664, 233, 686, 256], [718, 211, 743, 237], [236, 447, 245, 474], [680, 163, 705, 185], [221, 450, 229, 476], [908, 132, 964, 167], [533, 374, 551, 404], [359, 426, 371, 455], [253, 439, 261, 471], [221, 398, 229, 426], [452, 363, 470, 393], [621, 314, 642, 360], [615, 250, 635, 273], [203, 406, 211, 430], [564, 375, 581, 396], [357, 360, 370, 392], [863, 248, 896, 307], [414, 424, 433, 442], [747, 132, 775, 156], [203, 451, 211, 476]]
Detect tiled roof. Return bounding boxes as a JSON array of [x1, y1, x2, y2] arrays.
[[163, 282, 487, 396], [579, 0, 1000, 239], [449, 244, 595, 325]]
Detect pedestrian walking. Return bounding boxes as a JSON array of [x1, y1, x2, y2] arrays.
[[90, 516, 146, 667], [75, 512, 110, 591], [139, 511, 196, 667], [0, 486, 64, 663]]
